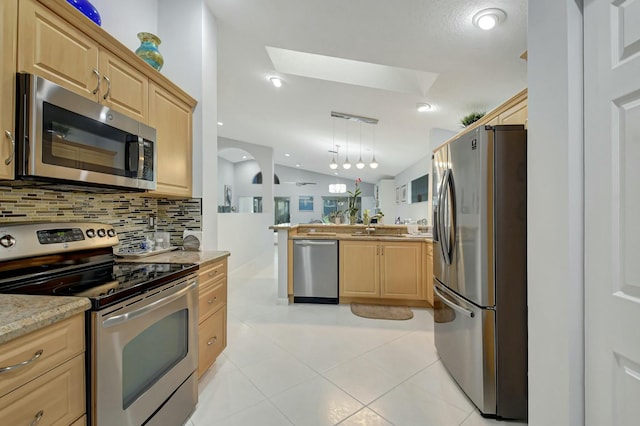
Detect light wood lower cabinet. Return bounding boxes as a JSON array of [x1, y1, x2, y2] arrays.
[[197, 258, 228, 377], [340, 240, 423, 300], [424, 241, 434, 306], [0, 314, 86, 425]]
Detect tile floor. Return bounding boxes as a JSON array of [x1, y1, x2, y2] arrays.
[[186, 249, 527, 426]]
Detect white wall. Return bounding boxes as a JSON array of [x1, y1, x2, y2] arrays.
[[217, 213, 273, 272], [528, 1, 584, 425], [393, 157, 430, 224], [89, 0, 158, 51], [217, 157, 234, 206]]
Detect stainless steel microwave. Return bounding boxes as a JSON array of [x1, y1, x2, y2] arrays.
[[10, 73, 156, 191]]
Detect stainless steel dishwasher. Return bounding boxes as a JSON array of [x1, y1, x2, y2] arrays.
[[293, 239, 338, 304]]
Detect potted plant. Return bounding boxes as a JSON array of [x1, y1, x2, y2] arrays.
[[460, 111, 485, 127], [329, 210, 344, 224], [347, 178, 362, 224]]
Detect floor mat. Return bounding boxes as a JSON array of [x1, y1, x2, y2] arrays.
[[350, 302, 414, 320]]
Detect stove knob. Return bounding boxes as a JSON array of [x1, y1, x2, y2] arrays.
[[107, 229, 116, 238], [97, 229, 106, 238], [0, 234, 16, 248], [86, 229, 96, 238]]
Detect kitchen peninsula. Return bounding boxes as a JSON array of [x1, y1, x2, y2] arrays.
[[273, 224, 434, 307]]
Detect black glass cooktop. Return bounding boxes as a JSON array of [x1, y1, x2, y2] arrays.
[[0, 257, 197, 310]]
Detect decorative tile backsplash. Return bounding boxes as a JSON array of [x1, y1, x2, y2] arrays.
[[0, 187, 201, 251]]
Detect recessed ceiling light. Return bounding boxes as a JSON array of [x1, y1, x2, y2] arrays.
[[285, 153, 290, 157], [217, 121, 224, 126], [473, 8, 506, 31], [417, 103, 432, 112], [269, 76, 283, 88], [242, 155, 247, 159], [296, 164, 300, 168]]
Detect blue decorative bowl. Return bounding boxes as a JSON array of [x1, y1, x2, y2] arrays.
[[66, 0, 101, 26]]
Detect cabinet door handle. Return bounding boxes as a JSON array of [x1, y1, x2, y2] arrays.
[[30, 410, 44, 426], [207, 296, 217, 304], [102, 75, 111, 100], [91, 69, 100, 94], [207, 336, 217, 346], [0, 349, 44, 373], [4, 130, 15, 165]]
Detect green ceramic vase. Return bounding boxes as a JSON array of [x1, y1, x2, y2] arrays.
[[135, 32, 164, 71]]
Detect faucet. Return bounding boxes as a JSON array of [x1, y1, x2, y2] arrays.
[[365, 226, 376, 235]]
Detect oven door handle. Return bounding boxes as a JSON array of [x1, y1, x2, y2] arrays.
[[102, 281, 196, 328]]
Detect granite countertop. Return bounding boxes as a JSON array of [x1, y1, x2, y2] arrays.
[[117, 249, 230, 265], [0, 295, 91, 345], [290, 233, 433, 242]]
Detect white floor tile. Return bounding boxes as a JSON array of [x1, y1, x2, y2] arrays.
[[270, 376, 363, 426], [408, 360, 475, 412], [338, 407, 393, 425], [211, 400, 294, 426], [240, 353, 318, 397], [324, 356, 405, 404], [459, 410, 528, 426], [369, 381, 470, 426], [362, 331, 440, 381], [191, 368, 265, 423]]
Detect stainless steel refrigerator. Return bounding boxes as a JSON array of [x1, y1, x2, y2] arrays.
[[432, 124, 527, 420]]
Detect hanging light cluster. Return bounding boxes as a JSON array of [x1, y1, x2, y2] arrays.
[[329, 111, 379, 170]]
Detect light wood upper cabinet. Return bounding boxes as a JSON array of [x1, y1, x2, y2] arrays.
[[149, 82, 193, 197], [18, 0, 148, 122], [499, 100, 528, 127], [18, 0, 99, 98], [99, 50, 149, 123], [340, 240, 423, 300], [0, 0, 17, 180]]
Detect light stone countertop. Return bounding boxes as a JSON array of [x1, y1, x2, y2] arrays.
[[0, 295, 90, 344], [117, 249, 230, 265]]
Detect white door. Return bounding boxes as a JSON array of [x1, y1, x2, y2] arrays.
[[584, 1, 640, 424]]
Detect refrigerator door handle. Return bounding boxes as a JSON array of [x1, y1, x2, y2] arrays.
[[437, 171, 448, 261], [434, 285, 475, 318], [445, 169, 457, 263], [439, 169, 456, 265]]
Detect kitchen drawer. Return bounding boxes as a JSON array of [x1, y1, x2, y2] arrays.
[[198, 280, 227, 323], [70, 415, 87, 426], [0, 314, 84, 398], [198, 258, 227, 290], [0, 354, 85, 425], [198, 306, 226, 378]]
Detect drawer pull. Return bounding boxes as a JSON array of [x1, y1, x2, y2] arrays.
[[0, 349, 44, 373], [207, 336, 217, 346], [208, 270, 218, 277], [207, 296, 217, 304], [30, 410, 44, 426]]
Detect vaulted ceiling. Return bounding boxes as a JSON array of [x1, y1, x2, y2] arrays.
[[208, 0, 527, 183]]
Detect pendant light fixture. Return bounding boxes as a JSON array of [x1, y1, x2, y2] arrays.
[[329, 118, 338, 169], [370, 125, 379, 169], [330, 111, 378, 170], [356, 122, 365, 169], [342, 119, 351, 169]]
